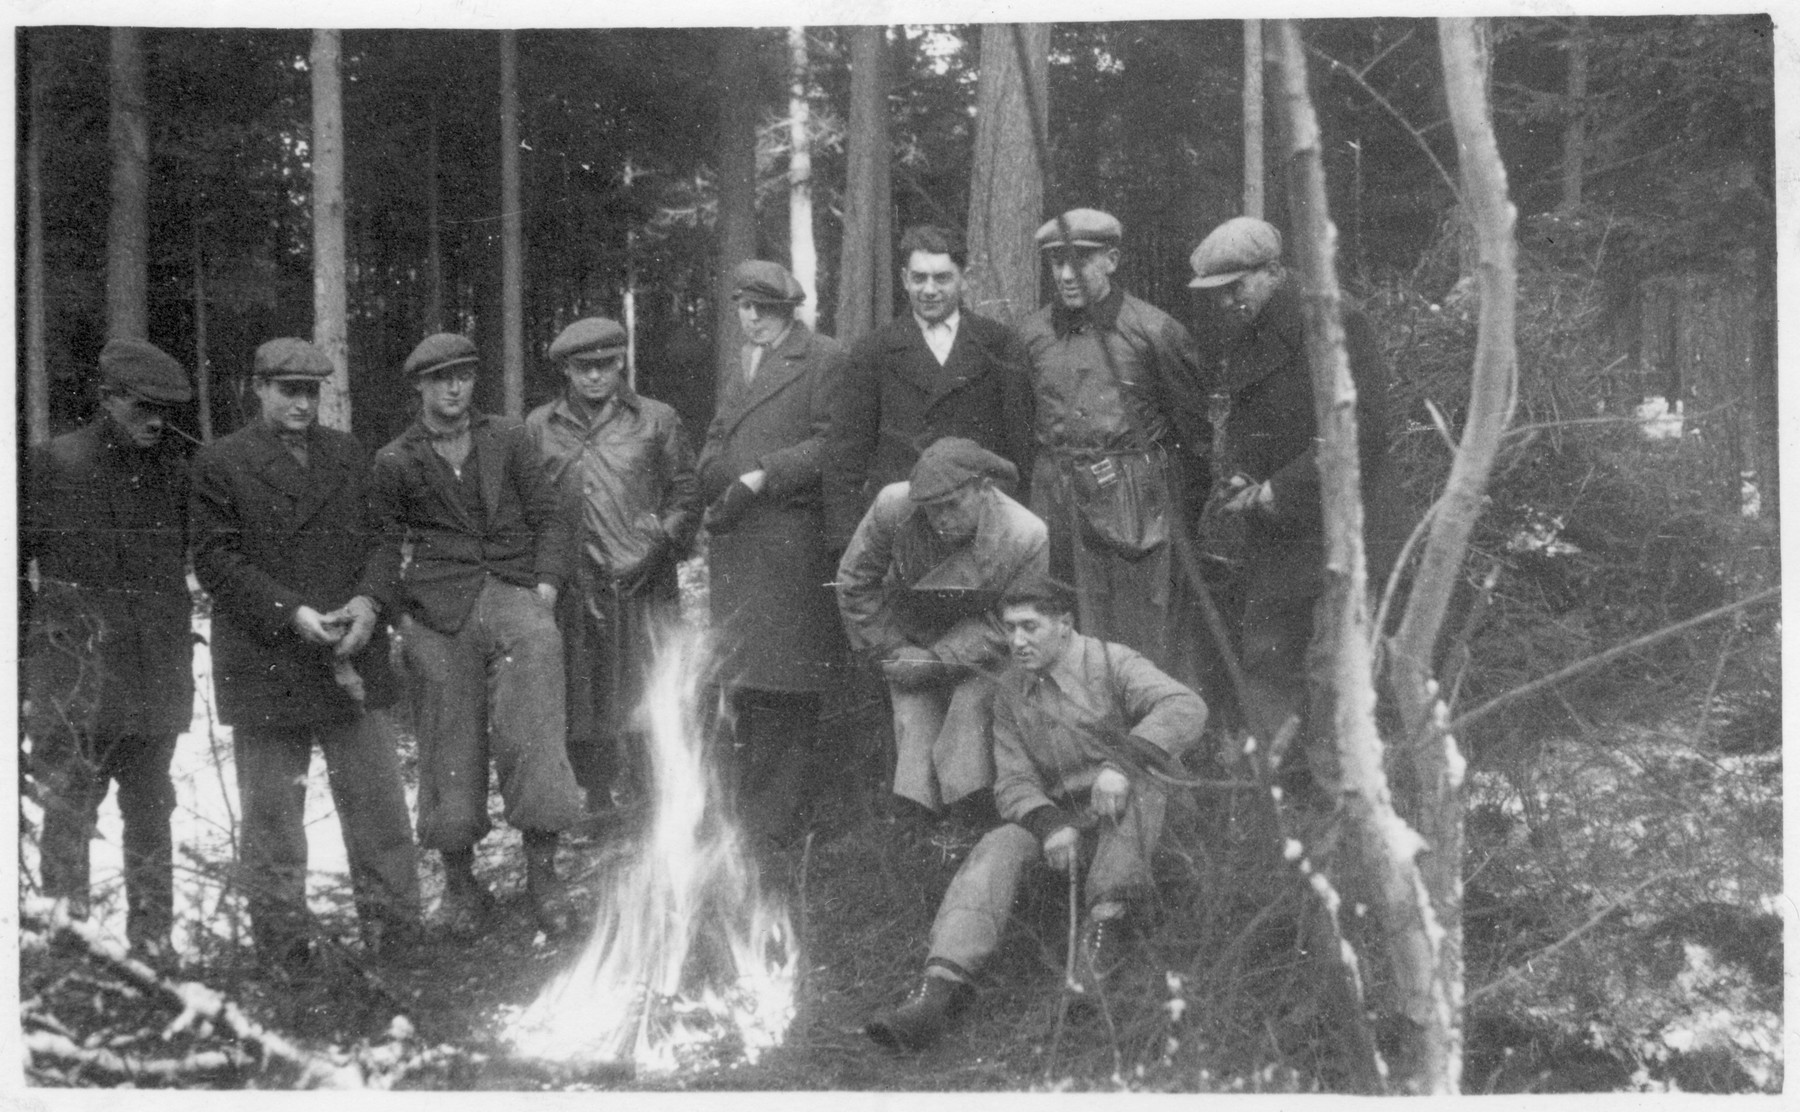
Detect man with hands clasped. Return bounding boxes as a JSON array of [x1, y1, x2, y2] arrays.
[[865, 577, 1207, 1051], [191, 338, 420, 964]]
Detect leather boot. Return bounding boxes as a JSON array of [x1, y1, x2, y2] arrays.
[[441, 848, 494, 938], [865, 974, 973, 1051], [523, 832, 569, 937], [1071, 910, 1133, 998]]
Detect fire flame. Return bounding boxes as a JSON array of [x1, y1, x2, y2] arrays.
[[505, 624, 798, 1072]]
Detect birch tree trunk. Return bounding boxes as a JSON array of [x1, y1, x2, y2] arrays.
[[834, 25, 891, 343], [310, 29, 352, 432], [25, 32, 50, 445], [787, 26, 818, 329], [107, 28, 149, 342], [714, 28, 760, 381], [965, 23, 1047, 328], [1272, 19, 1454, 1093], [500, 30, 525, 416], [1382, 17, 1520, 1091]]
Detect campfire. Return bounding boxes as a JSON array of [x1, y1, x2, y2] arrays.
[[505, 625, 798, 1072]]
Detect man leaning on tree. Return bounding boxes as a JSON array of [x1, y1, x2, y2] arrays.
[[365, 333, 587, 937], [191, 338, 421, 966]]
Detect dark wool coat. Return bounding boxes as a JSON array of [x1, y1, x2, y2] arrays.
[[363, 412, 574, 636], [1214, 281, 1401, 601], [823, 311, 1036, 547], [698, 322, 848, 693], [22, 418, 194, 739], [190, 421, 397, 731]]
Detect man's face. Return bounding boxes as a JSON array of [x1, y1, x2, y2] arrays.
[[255, 377, 320, 434], [903, 250, 966, 325], [1002, 602, 1075, 674], [563, 354, 625, 405], [736, 300, 792, 346], [100, 392, 174, 448], [416, 366, 478, 423], [918, 482, 985, 542], [1212, 264, 1283, 326], [1047, 246, 1118, 309]]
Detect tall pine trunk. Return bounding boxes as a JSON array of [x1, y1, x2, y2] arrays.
[[1243, 20, 1265, 220], [311, 29, 351, 432], [424, 97, 444, 334], [1274, 19, 1455, 1093], [500, 30, 525, 416], [787, 26, 818, 328], [192, 220, 212, 442], [25, 31, 50, 444], [1559, 17, 1589, 213], [106, 27, 149, 342], [965, 24, 1047, 328], [714, 28, 760, 384], [834, 25, 891, 344]]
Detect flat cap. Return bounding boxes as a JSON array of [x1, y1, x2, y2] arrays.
[[1035, 208, 1123, 250], [100, 339, 192, 405], [404, 333, 479, 377], [730, 260, 806, 306], [549, 317, 628, 362], [909, 436, 1018, 502], [1189, 217, 1283, 288], [999, 573, 1079, 618], [253, 337, 335, 379]]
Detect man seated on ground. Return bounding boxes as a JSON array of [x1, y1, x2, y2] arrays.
[[835, 437, 1048, 826], [865, 576, 1208, 1051]]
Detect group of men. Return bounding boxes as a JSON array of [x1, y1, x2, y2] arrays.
[[21, 205, 1393, 1048]]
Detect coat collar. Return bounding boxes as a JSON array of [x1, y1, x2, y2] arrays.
[[1051, 286, 1124, 338], [879, 312, 995, 400], [398, 410, 506, 531], [547, 389, 640, 434], [717, 321, 819, 434], [242, 420, 354, 531], [1223, 281, 1305, 392]]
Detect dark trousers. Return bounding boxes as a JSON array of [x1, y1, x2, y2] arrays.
[[722, 687, 823, 842], [1240, 588, 1340, 790], [233, 712, 421, 952], [34, 728, 178, 947]]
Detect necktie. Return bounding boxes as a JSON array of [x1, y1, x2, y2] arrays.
[[742, 342, 765, 387]]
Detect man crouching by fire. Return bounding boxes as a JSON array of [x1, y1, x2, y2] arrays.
[[864, 576, 1207, 1050]]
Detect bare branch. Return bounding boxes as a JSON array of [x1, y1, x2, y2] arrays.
[[1466, 871, 1675, 1006]]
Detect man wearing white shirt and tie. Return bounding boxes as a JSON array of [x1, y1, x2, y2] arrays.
[[824, 225, 1036, 553]]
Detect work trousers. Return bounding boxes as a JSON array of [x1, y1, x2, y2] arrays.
[[34, 729, 177, 948], [561, 560, 676, 806], [889, 673, 995, 812], [722, 687, 826, 843], [232, 712, 421, 951], [926, 782, 1165, 979], [402, 578, 587, 851], [1239, 587, 1339, 790]]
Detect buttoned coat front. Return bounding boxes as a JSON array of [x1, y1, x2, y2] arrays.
[[823, 312, 1036, 547], [698, 322, 848, 692], [191, 421, 398, 731]]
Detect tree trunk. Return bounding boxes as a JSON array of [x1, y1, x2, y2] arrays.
[[965, 23, 1048, 328], [499, 30, 525, 416], [192, 220, 212, 442], [1558, 17, 1589, 213], [25, 31, 50, 445], [834, 25, 891, 344], [1273, 19, 1455, 1094], [106, 27, 149, 342], [425, 97, 444, 334], [310, 29, 352, 432], [1243, 20, 1265, 220], [714, 28, 761, 383], [1383, 16, 1521, 1093], [787, 26, 818, 329]]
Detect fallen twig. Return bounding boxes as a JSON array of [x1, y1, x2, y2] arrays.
[[1466, 870, 1674, 1006], [26, 1029, 251, 1082]]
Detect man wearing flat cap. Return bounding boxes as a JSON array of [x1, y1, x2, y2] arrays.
[[1019, 208, 1213, 693], [365, 333, 587, 937], [189, 339, 421, 965], [527, 316, 699, 813], [824, 224, 1035, 552], [836, 437, 1048, 824], [698, 260, 849, 843], [1188, 216, 1398, 790], [23, 339, 196, 961]]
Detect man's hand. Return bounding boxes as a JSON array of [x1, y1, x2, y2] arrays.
[[293, 604, 343, 646], [327, 595, 380, 659], [535, 582, 559, 610], [881, 645, 948, 690], [1222, 473, 1274, 514], [1091, 766, 1131, 820], [703, 479, 759, 534], [1043, 825, 1080, 873]]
